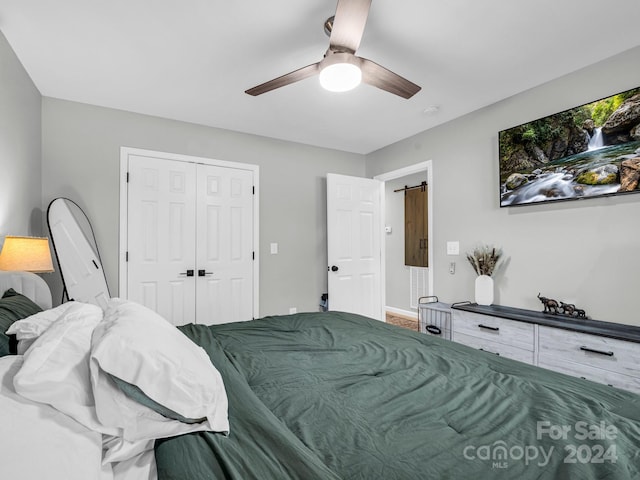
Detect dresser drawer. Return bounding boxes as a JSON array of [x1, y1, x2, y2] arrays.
[[455, 332, 535, 365], [452, 310, 535, 351], [539, 326, 640, 378], [538, 354, 640, 394]]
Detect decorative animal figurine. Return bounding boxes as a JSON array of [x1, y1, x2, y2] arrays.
[[539, 295, 589, 319], [538, 293, 560, 314], [560, 302, 576, 316]]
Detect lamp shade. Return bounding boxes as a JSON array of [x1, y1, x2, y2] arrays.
[[0, 236, 54, 273]]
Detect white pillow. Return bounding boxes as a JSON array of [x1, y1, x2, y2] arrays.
[[90, 298, 229, 442], [12, 302, 118, 435], [6, 301, 78, 353]]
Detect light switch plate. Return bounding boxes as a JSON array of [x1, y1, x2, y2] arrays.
[[446, 241, 460, 255], [270, 243, 278, 254]]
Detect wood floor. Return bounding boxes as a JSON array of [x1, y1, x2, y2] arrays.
[[385, 311, 419, 331]]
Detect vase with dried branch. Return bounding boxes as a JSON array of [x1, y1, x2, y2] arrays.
[[466, 245, 503, 305], [466, 245, 503, 277]]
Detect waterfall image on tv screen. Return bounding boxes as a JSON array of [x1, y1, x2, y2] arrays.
[[499, 86, 640, 207]]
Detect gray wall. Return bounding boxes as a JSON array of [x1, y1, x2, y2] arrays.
[[40, 98, 365, 315], [367, 46, 640, 326], [0, 32, 42, 240]]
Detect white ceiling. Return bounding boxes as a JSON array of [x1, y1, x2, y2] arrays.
[[1, 0, 639, 154]]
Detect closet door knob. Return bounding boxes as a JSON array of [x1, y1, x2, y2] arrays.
[[198, 270, 213, 277], [179, 269, 194, 277], [330, 265, 339, 272]]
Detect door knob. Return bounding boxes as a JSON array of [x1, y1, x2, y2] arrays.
[[179, 269, 194, 277], [198, 269, 213, 277], [330, 265, 339, 272]]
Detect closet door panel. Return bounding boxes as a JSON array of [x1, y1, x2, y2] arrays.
[[127, 156, 197, 325], [196, 164, 254, 324]]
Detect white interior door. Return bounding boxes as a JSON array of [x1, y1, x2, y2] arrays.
[[126, 155, 197, 325], [196, 164, 254, 325], [327, 173, 383, 320]]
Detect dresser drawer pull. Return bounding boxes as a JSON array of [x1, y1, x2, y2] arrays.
[[580, 346, 614, 357], [478, 324, 500, 332], [479, 348, 500, 356]]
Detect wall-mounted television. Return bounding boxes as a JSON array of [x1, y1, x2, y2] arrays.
[[499, 85, 640, 207]]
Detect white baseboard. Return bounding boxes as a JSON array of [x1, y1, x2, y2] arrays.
[[384, 306, 417, 319]]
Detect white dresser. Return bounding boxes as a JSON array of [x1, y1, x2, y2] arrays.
[[451, 303, 640, 394]]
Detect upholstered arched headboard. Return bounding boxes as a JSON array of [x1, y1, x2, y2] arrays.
[[0, 271, 52, 310]]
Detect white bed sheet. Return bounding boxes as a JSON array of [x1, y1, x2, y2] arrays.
[[112, 449, 157, 480], [0, 272, 157, 479], [0, 355, 110, 479], [0, 355, 158, 480]]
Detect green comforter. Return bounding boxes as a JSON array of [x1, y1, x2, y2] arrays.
[[155, 311, 640, 479]]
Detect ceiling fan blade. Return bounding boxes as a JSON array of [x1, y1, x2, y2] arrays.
[[360, 57, 421, 99], [245, 63, 320, 96], [329, 0, 371, 54]]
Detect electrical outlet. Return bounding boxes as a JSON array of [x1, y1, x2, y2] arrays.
[[289, 307, 297, 314]]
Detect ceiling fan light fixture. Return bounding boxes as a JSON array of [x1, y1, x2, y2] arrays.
[[319, 62, 362, 92], [245, 1, 421, 99]]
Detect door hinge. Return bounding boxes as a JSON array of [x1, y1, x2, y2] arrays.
[[125, 251, 129, 262], [252, 186, 255, 195], [252, 251, 255, 260], [126, 172, 130, 183]]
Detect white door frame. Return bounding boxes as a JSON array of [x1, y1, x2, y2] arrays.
[[374, 160, 434, 315], [118, 147, 260, 319]]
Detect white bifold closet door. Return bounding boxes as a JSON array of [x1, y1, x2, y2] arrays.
[[126, 154, 254, 326]]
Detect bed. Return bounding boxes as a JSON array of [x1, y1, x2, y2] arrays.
[[1, 271, 639, 479]]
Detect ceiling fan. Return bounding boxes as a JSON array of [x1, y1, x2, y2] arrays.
[[245, 0, 421, 99]]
